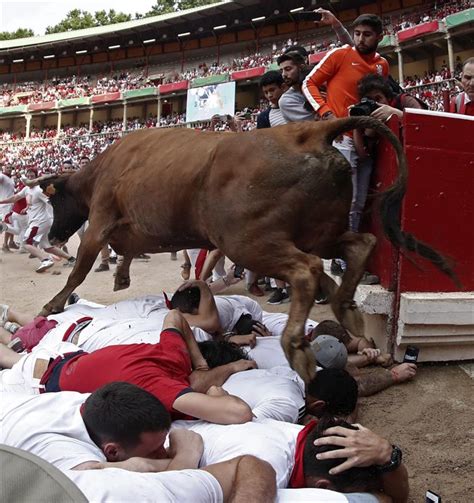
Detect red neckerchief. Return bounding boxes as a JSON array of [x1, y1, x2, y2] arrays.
[[163, 292, 172, 309], [289, 419, 318, 488]]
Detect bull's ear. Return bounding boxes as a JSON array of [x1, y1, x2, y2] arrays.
[[44, 183, 57, 196]]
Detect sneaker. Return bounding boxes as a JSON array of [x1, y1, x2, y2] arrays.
[[330, 259, 345, 277], [264, 283, 275, 292], [9, 242, 19, 250], [359, 271, 380, 285], [36, 258, 54, 273], [136, 253, 150, 260], [248, 283, 264, 297], [63, 256, 76, 267], [314, 293, 329, 305], [0, 304, 9, 327], [94, 263, 110, 272], [108, 256, 117, 264], [267, 288, 290, 305], [68, 292, 80, 305]]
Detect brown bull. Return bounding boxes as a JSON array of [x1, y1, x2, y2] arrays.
[[35, 117, 458, 382]]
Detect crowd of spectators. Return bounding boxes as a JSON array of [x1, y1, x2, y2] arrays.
[[387, 0, 470, 32], [1, 0, 469, 107]]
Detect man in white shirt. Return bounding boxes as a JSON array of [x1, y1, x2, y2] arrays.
[[0, 382, 191, 472], [0, 165, 15, 252], [0, 168, 75, 272]]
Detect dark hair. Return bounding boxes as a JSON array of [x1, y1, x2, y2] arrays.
[[303, 417, 379, 492], [233, 313, 258, 335], [198, 340, 248, 368], [80, 156, 90, 161], [277, 51, 306, 66], [170, 286, 201, 313], [311, 321, 351, 346], [352, 14, 383, 35], [82, 382, 171, 449], [307, 369, 358, 417], [260, 70, 284, 88], [357, 74, 394, 101]]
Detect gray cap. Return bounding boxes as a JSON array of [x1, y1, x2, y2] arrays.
[[310, 335, 348, 369]]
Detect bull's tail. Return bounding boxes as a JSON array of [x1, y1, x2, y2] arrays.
[[324, 116, 461, 288]]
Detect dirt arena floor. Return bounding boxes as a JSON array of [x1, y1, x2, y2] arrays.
[[1, 237, 472, 502]]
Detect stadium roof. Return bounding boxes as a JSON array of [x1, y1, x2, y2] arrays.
[[0, 0, 262, 53]]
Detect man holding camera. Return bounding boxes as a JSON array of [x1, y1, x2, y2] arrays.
[[302, 14, 388, 279]]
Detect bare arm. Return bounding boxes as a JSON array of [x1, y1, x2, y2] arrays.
[[73, 430, 203, 473], [314, 424, 409, 503], [173, 391, 253, 424], [315, 9, 354, 46], [179, 280, 222, 334], [203, 455, 277, 503], [189, 359, 257, 393], [355, 364, 416, 397], [0, 193, 22, 204]]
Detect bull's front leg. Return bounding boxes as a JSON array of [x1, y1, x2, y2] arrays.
[[278, 251, 324, 383], [114, 254, 133, 291], [40, 225, 105, 316], [331, 232, 376, 338]]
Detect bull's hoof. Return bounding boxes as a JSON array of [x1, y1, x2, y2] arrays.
[[39, 303, 64, 317], [113, 276, 131, 291], [281, 337, 316, 384]]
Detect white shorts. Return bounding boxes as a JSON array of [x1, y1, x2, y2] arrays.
[[24, 220, 52, 248], [0, 342, 79, 395]]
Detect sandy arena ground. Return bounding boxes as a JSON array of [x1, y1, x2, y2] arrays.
[[1, 236, 472, 502]]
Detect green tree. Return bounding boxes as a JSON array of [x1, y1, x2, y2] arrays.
[[45, 8, 132, 34], [0, 28, 35, 41], [144, 0, 219, 17]]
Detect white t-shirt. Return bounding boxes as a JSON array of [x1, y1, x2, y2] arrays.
[[214, 295, 263, 332], [0, 391, 105, 471], [66, 467, 223, 503], [24, 186, 53, 226], [278, 489, 380, 503], [172, 418, 302, 488], [262, 312, 318, 338], [0, 173, 14, 215], [222, 367, 305, 423]]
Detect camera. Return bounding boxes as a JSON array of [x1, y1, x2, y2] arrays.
[[234, 265, 245, 278], [349, 97, 380, 117], [297, 11, 323, 22]]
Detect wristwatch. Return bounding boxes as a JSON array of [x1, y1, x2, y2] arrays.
[[376, 445, 402, 473]]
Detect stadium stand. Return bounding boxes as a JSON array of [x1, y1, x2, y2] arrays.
[[0, 0, 472, 174]]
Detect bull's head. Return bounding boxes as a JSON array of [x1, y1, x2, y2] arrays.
[[35, 175, 89, 245]]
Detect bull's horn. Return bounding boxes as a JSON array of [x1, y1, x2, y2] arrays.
[[21, 173, 58, 187]]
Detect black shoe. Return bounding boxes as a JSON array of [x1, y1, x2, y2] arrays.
[[314, 293, 328, 305], [330, 259, 344, 277], [108, 256, 117, 264], [68, 293, 80, 305], [63, 256, 76, 267], [267, 288, 290, 305], [94, 263, 110, 272], [359, 271, 380, 285], [136, 253, 150, 260]]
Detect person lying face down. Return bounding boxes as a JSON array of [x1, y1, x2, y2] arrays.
[[1, 310, 254, 425], [1, 381, 190, 472]]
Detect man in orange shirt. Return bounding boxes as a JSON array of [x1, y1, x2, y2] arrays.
[[302, 14, 388, 278]]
